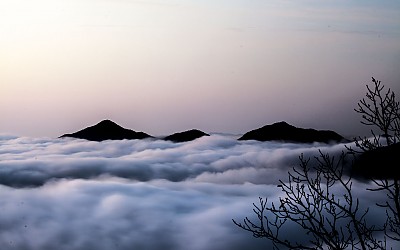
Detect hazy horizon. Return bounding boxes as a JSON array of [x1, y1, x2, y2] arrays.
[[1, 0, 399, 138]]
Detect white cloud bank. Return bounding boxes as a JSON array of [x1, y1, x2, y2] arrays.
[[0, 135, 396, 249]]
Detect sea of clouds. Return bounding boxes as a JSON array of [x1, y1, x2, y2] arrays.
[[0, 134, 396, 249]]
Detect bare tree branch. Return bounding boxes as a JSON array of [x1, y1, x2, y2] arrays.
[[234, 78, 398, 249]]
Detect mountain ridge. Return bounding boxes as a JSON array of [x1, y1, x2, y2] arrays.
[[238, 121, 346, 143], [60, 120, 346, 143]]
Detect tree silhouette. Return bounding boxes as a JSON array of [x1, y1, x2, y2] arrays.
[[233, 78, 399, 249], [350, 77, 400, 242]]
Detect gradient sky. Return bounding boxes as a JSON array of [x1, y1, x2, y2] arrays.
[[1, 0, 399, 137]]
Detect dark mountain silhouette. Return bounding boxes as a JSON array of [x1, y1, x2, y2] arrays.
[[60, 120, 152, 141], [238, 121, 345, 143], [352, 142, 400, 180], [164, 129, 209, 142]]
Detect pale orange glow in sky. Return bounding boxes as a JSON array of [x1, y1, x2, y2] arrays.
[[1, 0, 399, 137]]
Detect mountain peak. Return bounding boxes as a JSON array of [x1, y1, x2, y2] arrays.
[[239, 121, 345, 143], [98, 119, 116, 125], [95, 120, 123, 128], [269, 121, 294, 128], [164, 129, 210, 143], [60, 120, 152, 141]]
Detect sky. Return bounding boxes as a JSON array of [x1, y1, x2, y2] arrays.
[[1, 0, 400, 137], [1, 134, 398, 249]]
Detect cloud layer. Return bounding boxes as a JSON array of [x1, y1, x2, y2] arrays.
[[0, 135, 348, 187], [0, 135, 396, 249]]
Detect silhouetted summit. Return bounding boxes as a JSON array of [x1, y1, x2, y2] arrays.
[[352, 142, 400, 180], [60, 120, 152, 141], [238, 121, 345, 143], [164, 129, 210, 142]]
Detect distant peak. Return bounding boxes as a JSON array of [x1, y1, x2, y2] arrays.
[[265, 121, 294, 129], [94, 120, 124, 129], [239, 121, 344, 143], [164, 129, 210, 143], [60, 120, 152, 141], [273, 121, 291, 126], [97, 120, 117, 125]]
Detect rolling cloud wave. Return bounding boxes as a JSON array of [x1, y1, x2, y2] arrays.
[[0, 135, 347, 187], [0, 135, 394, 250]]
